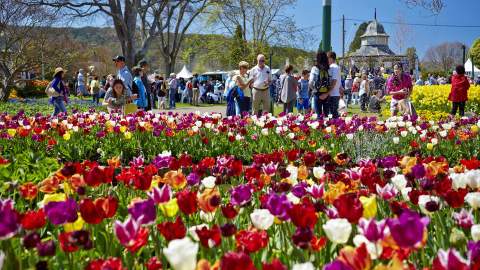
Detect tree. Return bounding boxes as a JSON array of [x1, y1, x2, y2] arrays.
[[0, 1, 54, 101], [392, 13, 413, 54], [210, 0, 309, 55], [348, 22, 368, 54], [423, 42, 465, 73], [470, 38, 480, 66], [406, 47, 417, 72], [402, 0, 444, 14], [229, 25, 249, 68], [25, 0, 213, 72]]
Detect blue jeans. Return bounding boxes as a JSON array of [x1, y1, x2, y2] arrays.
[[169, 88, 176, 109], [92, 93, 99, 104], [52, 97, 66, 116], [328, 96, 340, 118], [313, 95, 329, 117]]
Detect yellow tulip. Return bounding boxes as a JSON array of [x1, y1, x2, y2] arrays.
[[7, 128, 16, 137], [64, 214, 85, 232], [124, 131, 132, 140], [359, 195, 377, 218], [427, 143, 434, 151], [63, 132, 71, 141], [39, 193, 66, 207], [120, 126, 127, 133], [159, 198, 179, 217]]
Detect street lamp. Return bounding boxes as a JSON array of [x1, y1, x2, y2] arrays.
[[321, 0, 332, 52]]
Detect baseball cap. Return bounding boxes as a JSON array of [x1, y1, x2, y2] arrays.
[[112, 55, 126, 62], [138, 59, 148, 67]]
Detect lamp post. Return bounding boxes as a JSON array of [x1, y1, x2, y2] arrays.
[[321, 0, 332, 52]]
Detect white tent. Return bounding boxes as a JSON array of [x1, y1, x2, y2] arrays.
[[465, 59, 480, 77], [177, 65, 193, 79]]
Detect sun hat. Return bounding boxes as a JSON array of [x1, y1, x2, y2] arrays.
[[170, 73, 176, 77], [54, 67, 66, 75]]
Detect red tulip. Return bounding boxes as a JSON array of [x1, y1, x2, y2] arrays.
[[59, 232, 79, 253], [145, 257, 163, 270], [221, 203, 238, 219], [333, 193, 363, 224], [80, 197, 118, 224], [21, 209, 46, 230], [262, 259, 287, 270], [157, 217, 186, 242], [196, 225, 222, 248], [220, 252, 256, 270], [19, 183, 38, 200], [236, 229, 268, 253], [176, 189, 198, 215], [287, 201, 318, 228]]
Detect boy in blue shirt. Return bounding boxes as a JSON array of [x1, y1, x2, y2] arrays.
[[297, 70, 310, 114]]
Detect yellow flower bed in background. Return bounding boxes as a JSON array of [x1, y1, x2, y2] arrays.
[[382, 85, 480, 120]]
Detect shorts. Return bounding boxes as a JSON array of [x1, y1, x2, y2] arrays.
[[297, 97, 309, 110]]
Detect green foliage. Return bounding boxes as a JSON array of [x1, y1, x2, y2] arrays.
[[17, 85, 45, 98], [348, 22, 369, 54], [229, 25, 250, 69], [470, 38, 480, 66]]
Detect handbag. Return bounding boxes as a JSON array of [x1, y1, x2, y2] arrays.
[[45, 82, 60, 97]]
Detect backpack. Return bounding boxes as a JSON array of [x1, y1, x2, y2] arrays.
[[313, 69, 330, 94]]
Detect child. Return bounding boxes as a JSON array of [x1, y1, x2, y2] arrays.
[[297, 70, 310, 114], [154, 75, 167, 110], [369, 90, 385, 115], [89, 76, 100, 105]]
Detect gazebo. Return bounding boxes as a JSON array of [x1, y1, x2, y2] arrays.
[[344, 19, 407, 72]]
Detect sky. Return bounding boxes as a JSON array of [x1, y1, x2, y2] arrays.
[[73, 0, 480, 59], [286, 0, 480, 58]]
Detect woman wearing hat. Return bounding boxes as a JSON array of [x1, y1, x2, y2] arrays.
[[50, 67, 68, 116]]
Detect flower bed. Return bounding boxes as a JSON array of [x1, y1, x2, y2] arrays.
[[1, 150, 480, 269]]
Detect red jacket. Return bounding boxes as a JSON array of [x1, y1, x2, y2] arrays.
[[449, 74, 470, 102]]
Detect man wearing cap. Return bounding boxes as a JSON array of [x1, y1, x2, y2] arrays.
[[113, 56, 133, 98], [138, 60, 154, 110], [249, 54, 271, 116]]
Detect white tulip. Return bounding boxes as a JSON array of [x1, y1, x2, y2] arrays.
[[313, 166, 326, 179], [250, 209, 274, 230], [465, 192, 480, 209], [391, 174, 407, 190], [199, 211, 215, 223], [163, 238, 199, 270], [346, 133, 354, 140], [393, 137, 400, 144], [292, 262, 315, 270], [472, 224, 480, 241], [201, 176, 216, 189], [323, 218, 352, 244], [418, 195, 441, 214], [0, 250, 4, 270], [286, 164, 298, 184], [400, 130, 408, 137]]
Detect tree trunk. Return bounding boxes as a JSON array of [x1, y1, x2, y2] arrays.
[[164, 55, 176, 75], [0, 84, 12, 102]]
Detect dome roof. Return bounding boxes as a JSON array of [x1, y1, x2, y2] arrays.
[[361, 20, 388, 37]]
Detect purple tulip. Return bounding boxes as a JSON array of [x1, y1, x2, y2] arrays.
[[468, 241, 480, 263], [128, 199, 156, 225], [358, 218, 387, 242], [152, 153, 173, 169], [0, 199, 20, 240], [453, 209, 474, 229], [148, 185, 172, 204], [114, 216, 140, 246], [292, 227, 313, 249], [323, 260, 351, 270], [375, 184, 398, 200], [265, 192, 291, 220], [379, 156, 398, 168], [186, 172, 201, 186], [44, 198, 78, 225], [23, 231, 41, 249], [306, 183, 324, 199], [387, 209, 429, 248], [229, 184, 252, 206], [36, 240, 56, 257], [291, 182, 308, 198], [262, 162, 278, 176], [411, 164, 426, 179]]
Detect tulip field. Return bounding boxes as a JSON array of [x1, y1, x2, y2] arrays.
[[1, 110, 480, 270]]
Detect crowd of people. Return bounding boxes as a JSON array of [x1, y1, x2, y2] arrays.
[[47, 51, 473, 118]]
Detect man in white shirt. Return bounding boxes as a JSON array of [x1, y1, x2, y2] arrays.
[[249, 54, 272, 116], [326, 51, 341, 118]]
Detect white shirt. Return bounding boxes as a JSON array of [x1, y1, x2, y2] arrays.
[[328, 63, 341, 97], [249, 65, 271, 89], [359, 80, 367, 96]]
